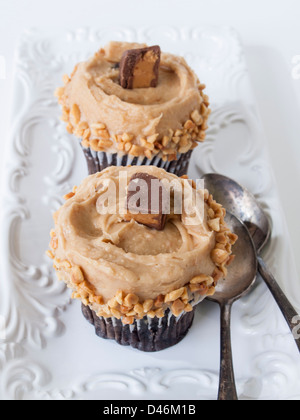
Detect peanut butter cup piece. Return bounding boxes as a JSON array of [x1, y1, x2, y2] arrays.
[[124, 172, 168, 230], [119, 46, 161, 89]]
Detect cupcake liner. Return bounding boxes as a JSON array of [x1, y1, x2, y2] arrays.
[[81, 304, 195, 352], [81, 144, 192, 177]]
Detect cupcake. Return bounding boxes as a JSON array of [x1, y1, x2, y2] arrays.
[[55, 42, 210, 177], [47, 166, 237, 352]]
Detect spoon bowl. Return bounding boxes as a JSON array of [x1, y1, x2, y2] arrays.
[[202, 173, 271, 253], [208, 212, 257, 305], [202, 173, 300, 355], [207, 212, 257, 400]]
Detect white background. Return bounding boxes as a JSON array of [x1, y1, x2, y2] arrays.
[[0, 0, 299, 279]]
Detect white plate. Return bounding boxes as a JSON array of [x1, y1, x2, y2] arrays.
[[0, 26, 299, 401]]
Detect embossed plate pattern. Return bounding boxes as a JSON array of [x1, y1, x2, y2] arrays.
[[0, 26, 299, 400]]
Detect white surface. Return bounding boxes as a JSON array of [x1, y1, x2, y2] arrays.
[[0, 24, 299, 401]]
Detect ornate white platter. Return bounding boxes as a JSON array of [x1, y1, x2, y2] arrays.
[[0, 26, 299, 400]]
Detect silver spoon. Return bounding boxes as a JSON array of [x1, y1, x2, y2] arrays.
[[208, 212, 257, 400], [202, 173, 300, 353]]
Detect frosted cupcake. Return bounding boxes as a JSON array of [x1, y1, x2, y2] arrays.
[[47, 166, 237, 352], [55, 42, 210, 176]]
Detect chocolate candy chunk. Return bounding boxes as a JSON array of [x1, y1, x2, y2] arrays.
[[119, 46, 161, 89], [124, 173, 168, 230]]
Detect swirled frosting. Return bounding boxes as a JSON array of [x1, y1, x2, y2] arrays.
[[56, 42, 210, 160], [52, 166, 220, 302]]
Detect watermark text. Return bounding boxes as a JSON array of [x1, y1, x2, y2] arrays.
[[292, 315, 300, 339], [95, 172, 205, 226]]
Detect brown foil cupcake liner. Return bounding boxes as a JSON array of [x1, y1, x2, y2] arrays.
[[80, 144, 192, 177], [81, 304, 195, 352]]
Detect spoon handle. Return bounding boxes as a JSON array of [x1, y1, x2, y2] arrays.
[[218, 302, 238, 400], [258, 257, 300, 353]]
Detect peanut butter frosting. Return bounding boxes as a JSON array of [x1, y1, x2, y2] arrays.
[[55, 42, 211, 161], [48, 167, 237, 324]]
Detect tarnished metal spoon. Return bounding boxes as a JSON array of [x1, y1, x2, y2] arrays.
[[208, 212, 257, 400], [202, 173, 300, 353]]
